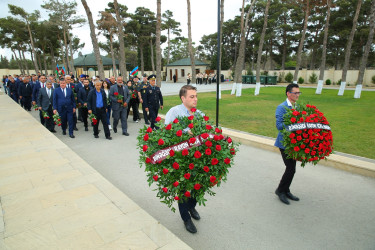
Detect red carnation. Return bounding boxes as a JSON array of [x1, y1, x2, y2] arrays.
[[302, 111, 307, 115], [205, 140, 212, 147], [153, 175, 158, 181], [290, 117, 297, 123], [145, 157, 151, 163], [203, 166, 210, 172], [215, 128, 221, 133], [146, 127, 153, 133], [294, 146, 300, 152], [188, 123, 194, 129], [211, 158, 219, 165], [194, 184, 201, 190], [219, 134, 224, 140], [185, 191, 191, 197], [297, 136, 302, 141], [155, 116, 161, 122], [188, 115, 194, 120], [173, 118, 179, 123], [176, 130, 182, 137], [191, 108, 197, 112], [165, 124, 172, 130], [189, 137, 196, 144], [293, 111, 300, 116], [206, 125, 212, 130], [289, 133, 296, 138], [189, 163, 194, 170], [114, 92, 119, 96], [172, 162, 180, 170], [184, 173, 191, 179], [204, 116, 209, 121], [142, 145, 148, 152], [230, 148, 236, 155], [214, 135, 220, 141], [169, 150, 175, 157], [194, 151, 202, 159], [58, 124, 61, 126], [205, 148, 212, 155], [300, 144, 306, 149], [163, 168, 169, 174], [291, 139, 297, 144], [144, 134, 149, 141], [227, 137, 232, 143], [305, 148, 310, 154], [158, 139, 164, 145], [162, 187, 168, 193], [182, 149, 189, 156], [215, 145, 222, 151], [201, 133, 209, 139], [224, 158, 231, 164], [210, 176, 217, 183], [173, 181, 179, 187]]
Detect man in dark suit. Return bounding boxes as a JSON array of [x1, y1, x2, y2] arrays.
[[87, 81, 112, 140], [65, 75, 78, 131], [143, 74, 163, 130], [37, 81, 56, 133], [8, 76, 19, 103], [274, 83, 301, 205], [53, 77, 76, 138], [75, 74, 86, 122], [78, 79, 92, 131], [19, 76, 33, 111], [33, 75, 48, 125], [109, 76, 130, 136]]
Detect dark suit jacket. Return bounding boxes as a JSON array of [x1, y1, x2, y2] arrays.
[[143, 85, 163, 109], [274, 100, 292, 149], [109, 84, 130, 111], [32, 82, 46, 102], [37, 87, 54, 111], [53, 87, 76, 112], [87, 88, 108, 115], [19, 83, 33, 97], [78, 86, 92, 105]]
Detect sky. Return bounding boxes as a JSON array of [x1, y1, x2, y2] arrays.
[[0, 0, 244, 61]]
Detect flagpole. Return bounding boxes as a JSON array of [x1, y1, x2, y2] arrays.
[[216, 0, 221, 127]]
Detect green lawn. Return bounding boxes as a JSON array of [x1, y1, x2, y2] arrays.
[[160, 87, 375, 160]]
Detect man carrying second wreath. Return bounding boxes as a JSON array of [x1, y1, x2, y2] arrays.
[[164, 85, 204, 234]]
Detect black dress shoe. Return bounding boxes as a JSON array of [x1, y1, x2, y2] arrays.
[[275, 189, 290, 205], [189, 208, 200, 220], [85, 127, 88, 131], [50, 130, 57, 133], [184, 219, 197, 233], [69, 134, 75, 138], [286, 192, 300, 201], [106, 136, 112, 140], [94, 135, 99, 138], [62, 131, 66, 135], [113, 127, 117, 133], [74, 127, 78, 131], [122, 132, 129, 136], [145, 122, 150, 125]]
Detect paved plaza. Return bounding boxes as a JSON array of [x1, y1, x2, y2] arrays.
[[1, 85, 375, 249]]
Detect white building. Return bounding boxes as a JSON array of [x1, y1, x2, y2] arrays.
[[165, 58, 209, 83]]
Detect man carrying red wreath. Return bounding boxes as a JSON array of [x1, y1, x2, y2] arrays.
[[274, 83, 301, 205], [164, 85, 204, 234]]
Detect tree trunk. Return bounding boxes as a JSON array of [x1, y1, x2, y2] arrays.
[[167, 29, 171, 65], [49, 44, 57, 76], [255, 0, 271, 95], [293, 0, 310, 83], [16, 50, 24, 75], [356, 0, 375, 86], [316, 0, 331, 94], [140, 45, 145, 76], [234, 0, 255, 83], [81, 0, 105, 80], [156, 0, 162, 87], [219, 0, 224, 73], [109, 34, 117, 78], [339, 0, 362, 95], [150, 39, 155, 74], [63, 28, 70, 72], [21, 49, 30, 75], [113, 0, 127, 80], [66, 30, 75, 74], [37, 52, 43, 73], [187, 0, 196, 84], [42, 49, 48, 75], [26, 20, 39, 74], [282, 16, 287, 70]]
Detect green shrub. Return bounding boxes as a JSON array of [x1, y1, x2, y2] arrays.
[[309, 72, 318, 84], [278, 72, 285, 83], [261, 71, 269, 76], [285, 72, 293, 83], [336, 79, 342, 85], [326, 79, 331, 85], [372, 75, 375, 84], [298, 77, 304, 84]]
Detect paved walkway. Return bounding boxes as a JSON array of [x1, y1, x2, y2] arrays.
[[1, 86, 375, 249]]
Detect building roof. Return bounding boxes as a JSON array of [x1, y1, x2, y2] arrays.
[[73, 53, 120, 67], [166, 58, 209, 66]]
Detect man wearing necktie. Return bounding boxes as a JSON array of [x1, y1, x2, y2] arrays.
[[274, 83, 301, 205], [19, 76, 33, 111], [33, 75, 47, 125], [109, 76, 130, 136], [143, 74, 163, 130], [65, 75, 78, 131], [37, 81, 56, 133], [53, 77, 76, 138]]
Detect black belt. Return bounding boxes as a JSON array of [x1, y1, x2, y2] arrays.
[[96, 107, 104, 109]]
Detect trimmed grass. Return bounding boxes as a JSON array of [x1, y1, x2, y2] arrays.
[[160, 87, 375, 160]]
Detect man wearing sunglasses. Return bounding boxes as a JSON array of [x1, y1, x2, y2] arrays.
[[274, 83, 302, 205]]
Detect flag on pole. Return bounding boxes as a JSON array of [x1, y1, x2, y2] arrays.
[[55, 64, 59, 76], [130, 66, 139, 76], [62, 66, 66, 75]]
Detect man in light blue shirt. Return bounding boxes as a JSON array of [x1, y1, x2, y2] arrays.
[[164, 85, 203, 234]]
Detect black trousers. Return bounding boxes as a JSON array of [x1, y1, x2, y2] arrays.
[[178, 197, 197, 222], [277, 148, 296, 193], [141, 103, 149, 123], [80, 107, 88, 128], [39, 110, 45, 125], [44, 105, 55, 131], [148, 106, 159, 129], [23, 96, 32, 110], [127, 98, 140, 121], [93, 108, 110, 137]]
